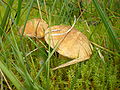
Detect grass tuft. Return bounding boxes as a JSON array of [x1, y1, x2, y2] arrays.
[[0, 0, 120, 89]]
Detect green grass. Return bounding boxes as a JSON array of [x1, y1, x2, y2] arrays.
[[0, 0, 120, 90]]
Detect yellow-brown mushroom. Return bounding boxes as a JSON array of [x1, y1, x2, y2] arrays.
[[19, 18, 48, 38], [45, 25, 92, 70]]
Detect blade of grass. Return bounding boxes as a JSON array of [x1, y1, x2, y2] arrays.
[[37, 0, 42, 19], [0, 70, 12, 90], [92, 0, 120, 52], [91, 41, 120, 57], [20, 0, 34, 36], [0, 61, 22, 90], [16, 0, 22, 25], [0, 0, 14, 36]]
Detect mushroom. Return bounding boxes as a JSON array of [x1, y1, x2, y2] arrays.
[[45, 25, 92, 70], [19, 18, 48, 38]]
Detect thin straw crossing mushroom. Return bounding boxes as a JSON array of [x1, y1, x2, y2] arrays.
[[45, 25, 92, 70], [19, 18, 48, 38]]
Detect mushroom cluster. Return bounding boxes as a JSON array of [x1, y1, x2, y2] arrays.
[[19, 18, 92, 70]]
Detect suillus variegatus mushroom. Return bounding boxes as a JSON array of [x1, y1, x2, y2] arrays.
[[19, 18, 48, 38], [45, 25, 92, 70]]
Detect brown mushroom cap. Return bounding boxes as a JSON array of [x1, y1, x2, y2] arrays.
[[19, 18, 48, 38], [45, 25, 92, 59]]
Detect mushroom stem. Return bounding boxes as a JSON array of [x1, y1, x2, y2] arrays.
[[52, 56, 90, 70]]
